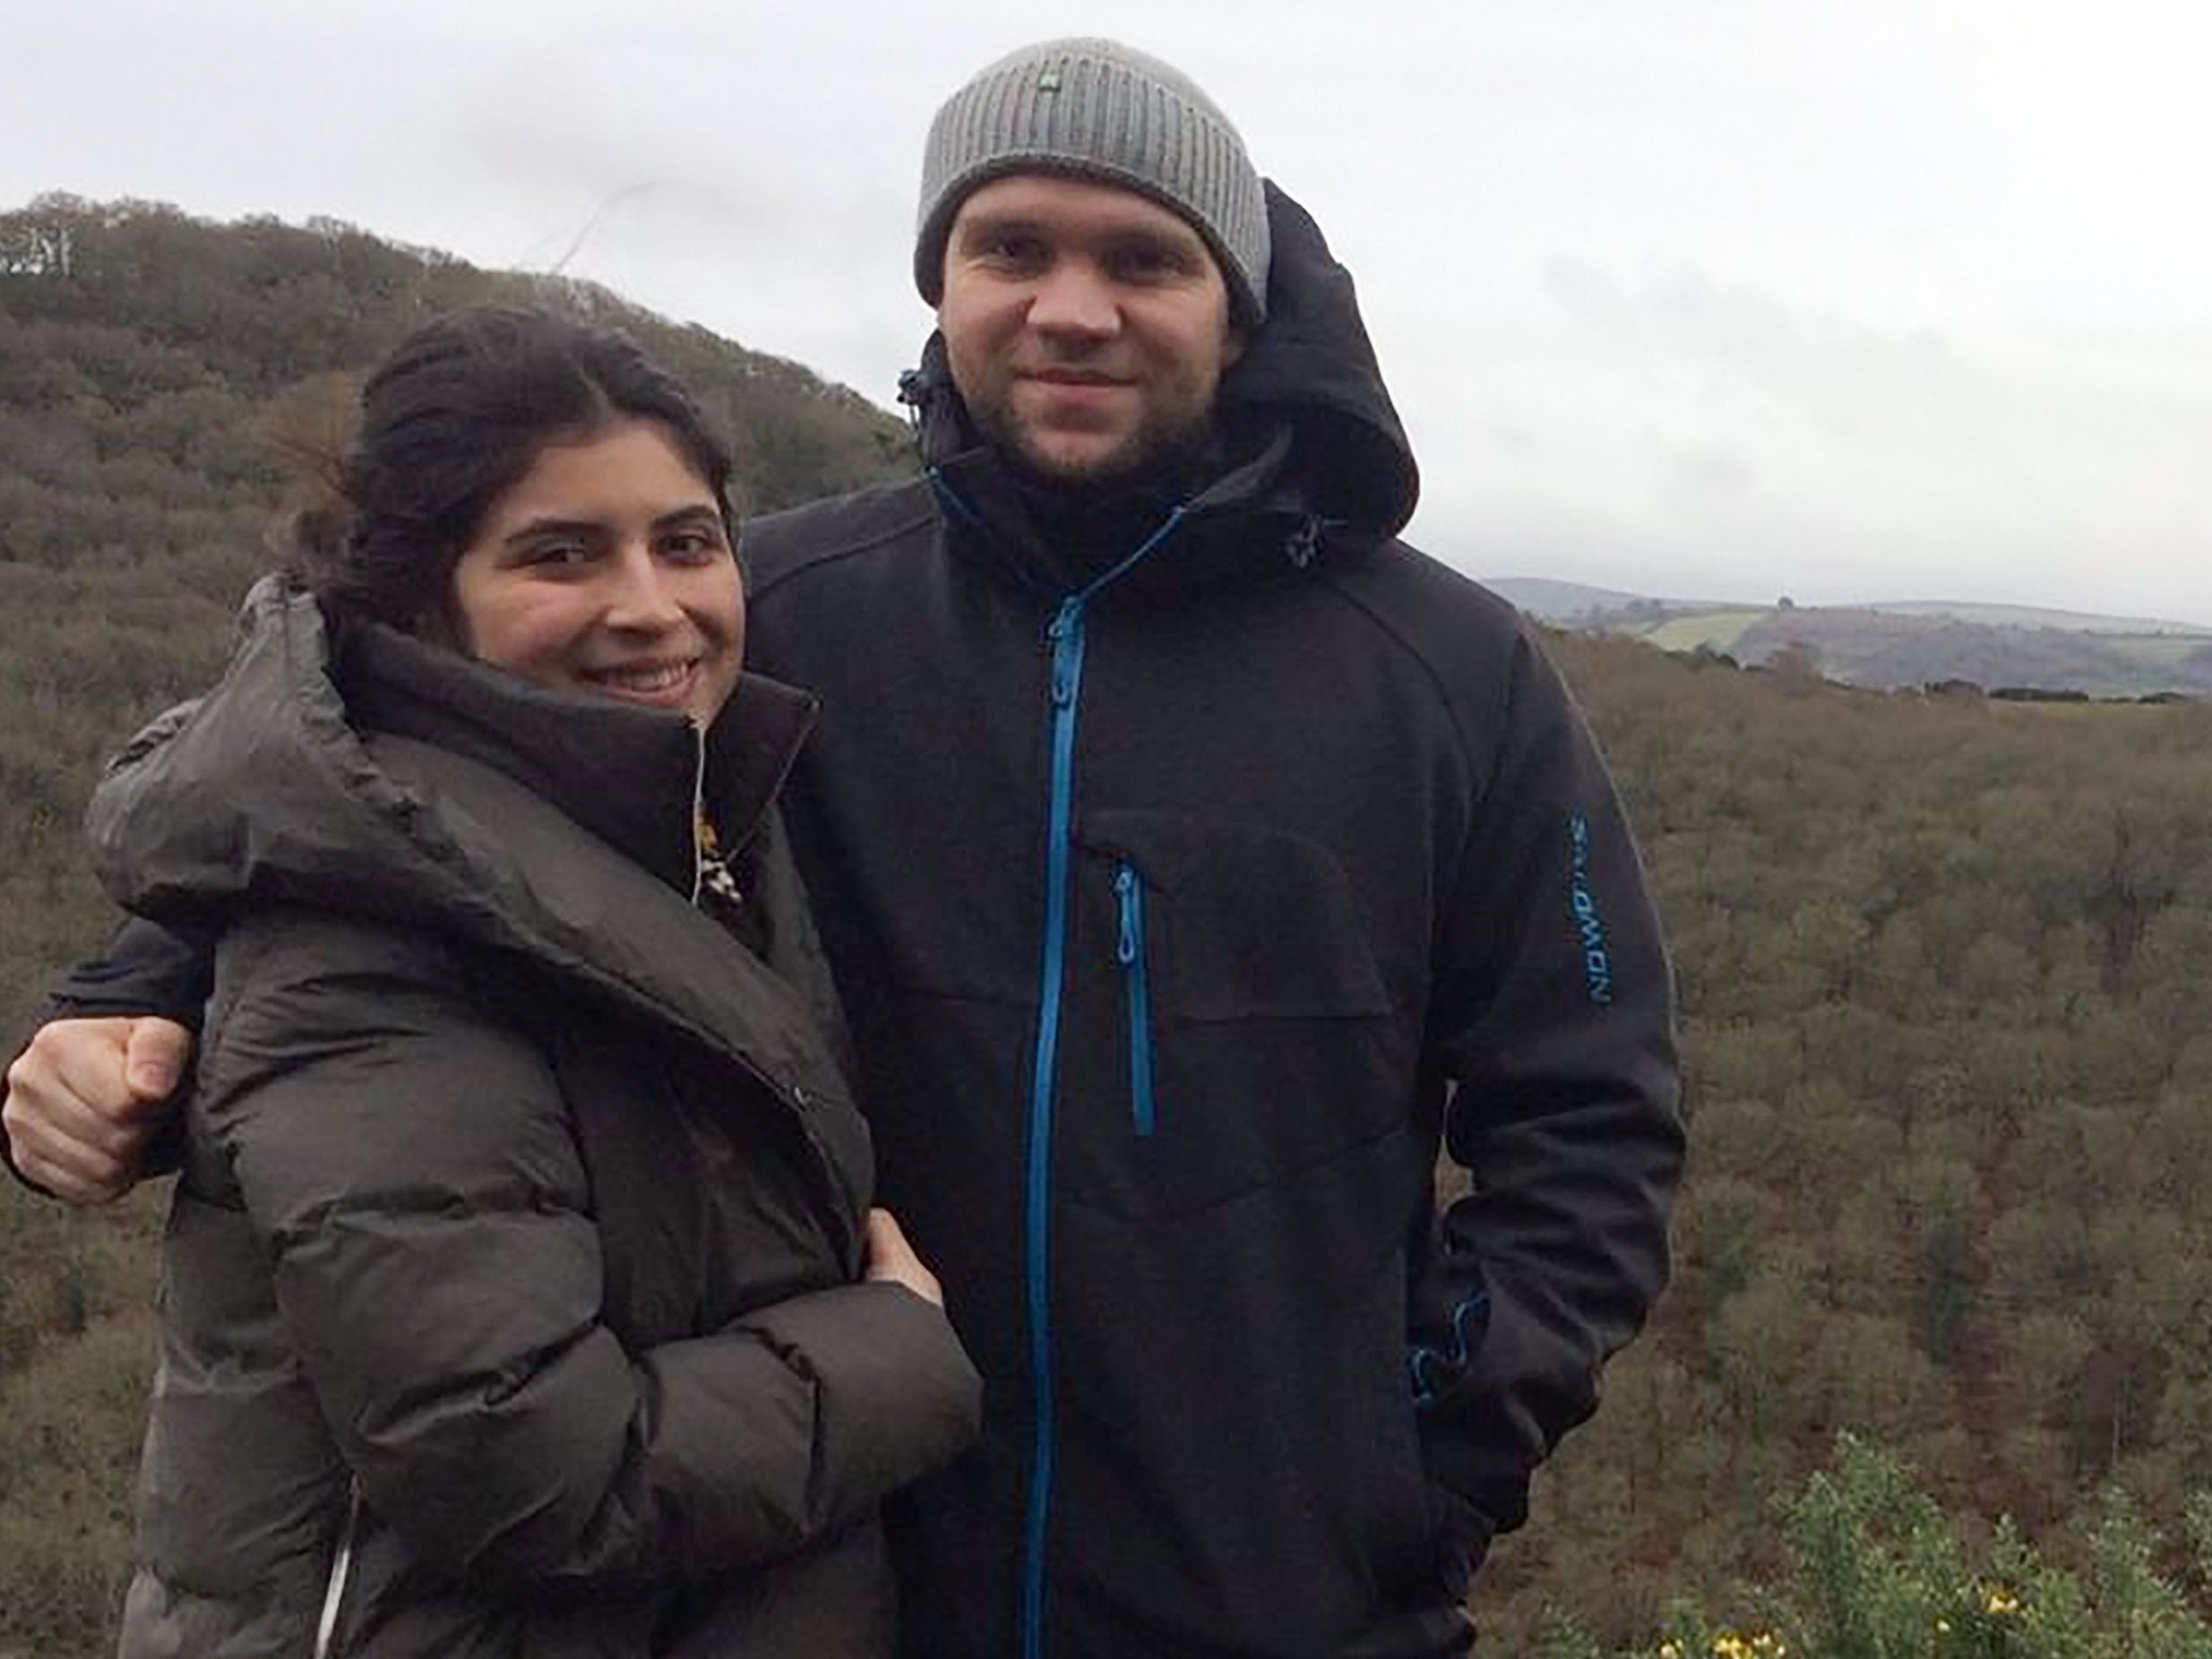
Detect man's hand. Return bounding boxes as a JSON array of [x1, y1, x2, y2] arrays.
[[864, 1208, 947, 1309], [3, 1016, 192, 1204]]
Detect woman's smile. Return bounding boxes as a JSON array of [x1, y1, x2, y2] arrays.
[[582, 657, 705, 707]]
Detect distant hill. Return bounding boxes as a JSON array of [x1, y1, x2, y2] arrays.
[[1483, 577, 1659, 619], [1486, 577, 2212, 697], [0, 193, 913, 536], [1864, 599, 2212, 637]]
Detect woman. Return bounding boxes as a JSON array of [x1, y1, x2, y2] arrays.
[[84, 306, 980, 1656]]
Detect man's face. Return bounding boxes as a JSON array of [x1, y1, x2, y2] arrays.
[[938, 174, 1244, 486]]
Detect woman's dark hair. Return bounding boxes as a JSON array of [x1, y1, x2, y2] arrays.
[[283, 305, 736, 634]]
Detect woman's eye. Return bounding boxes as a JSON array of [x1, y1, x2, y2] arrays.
[[521, 539, 593, 568], [662, 528, 727, 563]]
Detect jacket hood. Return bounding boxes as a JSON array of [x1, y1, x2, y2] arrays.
[[903, 179, 1419, 554], [86, 578, 830, 1086], [1215, 181, 1419, 542]]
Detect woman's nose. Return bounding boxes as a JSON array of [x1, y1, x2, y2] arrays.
[[601, 546, 685, 630]]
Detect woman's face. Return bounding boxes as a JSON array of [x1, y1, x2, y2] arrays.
[[448, 418, 743, 727]]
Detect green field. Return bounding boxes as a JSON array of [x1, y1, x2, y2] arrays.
[[1637, 610, 1767, 653], [2120, 633, 2210, 665]]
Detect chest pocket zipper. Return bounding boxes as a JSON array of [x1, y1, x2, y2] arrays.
[[314, 1480, 362, 1659], [1114, 861, 1158, 1138]]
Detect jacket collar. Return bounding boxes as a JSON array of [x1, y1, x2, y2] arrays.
[[339, 619, 816, 897], [916, 396, 1299, 597]]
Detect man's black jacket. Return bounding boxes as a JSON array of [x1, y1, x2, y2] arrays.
[[739, 184, 1683, 1658]]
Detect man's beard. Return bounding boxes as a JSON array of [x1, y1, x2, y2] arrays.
[[967, 394, 1217, 496]]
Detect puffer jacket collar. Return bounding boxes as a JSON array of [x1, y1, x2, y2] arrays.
[[900, 180, 1420, 597], [86, 577, 833, 1102], [342, 618, 814, 895]]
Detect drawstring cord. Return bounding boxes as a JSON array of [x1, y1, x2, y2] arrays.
[[1284, 513, 1331, 569], [925, 465, 986, 531]]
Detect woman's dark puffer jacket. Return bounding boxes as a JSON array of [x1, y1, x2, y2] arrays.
[[83, 579, 981, 1657]]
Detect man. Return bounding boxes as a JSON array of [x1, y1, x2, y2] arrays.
[[7, 38, 1683, 1659]]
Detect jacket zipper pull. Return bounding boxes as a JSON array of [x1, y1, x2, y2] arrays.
[[1114, 862, 1157, 1139], [685, 718, 711, 906], [1114, 864, 1139, 965], [1046, 597, 1084, 709]]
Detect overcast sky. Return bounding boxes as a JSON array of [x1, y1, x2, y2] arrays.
[[8, 0, 2209, 623]]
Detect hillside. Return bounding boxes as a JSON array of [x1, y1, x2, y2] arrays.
[[1871, 598, 2212, 637], [1731, 605, 2212, 697], [0, 192, 916, 1029], [8, 202, 2212, 1656], [1489, 578, 2212, 697]]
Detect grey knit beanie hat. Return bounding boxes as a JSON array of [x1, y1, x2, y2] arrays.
[[915, 37, 1270, 323]]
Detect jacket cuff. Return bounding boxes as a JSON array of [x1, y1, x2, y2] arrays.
[[48, 917, 217, 1026], [738, 1279, 984, 1500]]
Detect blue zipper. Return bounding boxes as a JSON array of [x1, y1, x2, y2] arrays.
[[1018, 505, 1188, 1659], [1019, 594, 1083, 1659], [1114, 862, 1157, 1137]]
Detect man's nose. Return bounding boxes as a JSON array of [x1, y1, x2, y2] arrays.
[[1028, 259, 1117, 338]]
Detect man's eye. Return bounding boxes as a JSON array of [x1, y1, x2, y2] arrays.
[[1107, 244, 1182, 281], [978, 233, 1046, 268]]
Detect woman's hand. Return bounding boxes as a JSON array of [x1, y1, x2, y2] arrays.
[[864, 1208, 945, 1309]]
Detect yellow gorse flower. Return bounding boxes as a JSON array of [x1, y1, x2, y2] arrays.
[[1708, 1631, 1785, 1659]]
